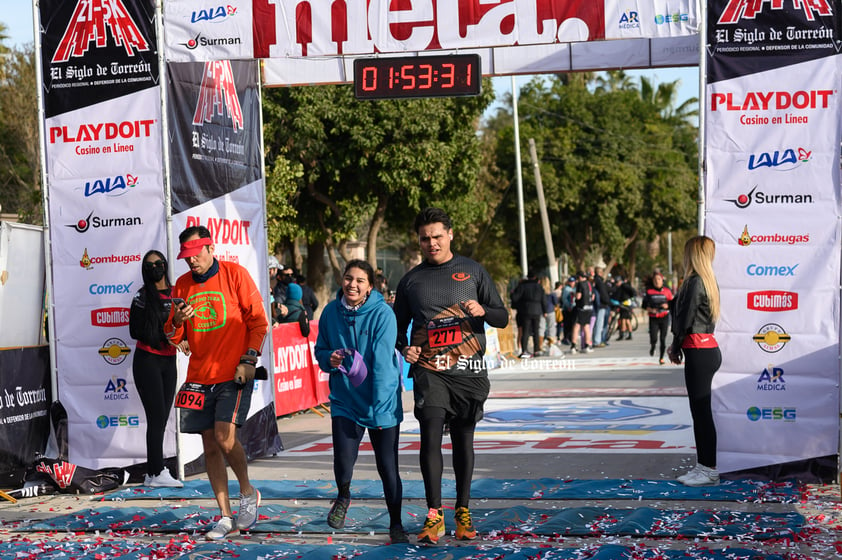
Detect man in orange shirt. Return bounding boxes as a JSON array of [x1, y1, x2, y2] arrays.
[[166, 225, 268, 540]]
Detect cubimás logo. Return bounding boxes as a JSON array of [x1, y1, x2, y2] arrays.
[[618, 11, 640, 29], [67, 212, 142, 233], [98, 338, 131, 365], [191, 5, 238, 23], [726, 186, 813, 208], [746, 406, 796, 422], [96, 415, 139, 428], [756, 365, 786, 391], [104, 377, 129, 400], [753, 324, 791, 353], [52, 0, 151, 63], [736, 225, 809, 246], [748, 147, 811, 171], [91, 307, 130, 327], [192, 61, 244, 131], [747, 291, 798, 312], [718, 0, 832, 25], [82, 174, 138, 198]]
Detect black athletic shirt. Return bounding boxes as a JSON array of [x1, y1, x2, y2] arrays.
[[394, 254, 508, 377]]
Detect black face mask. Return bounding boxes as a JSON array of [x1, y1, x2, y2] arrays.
[[280, 274, 294, 285], [143, 260, 166, 283]]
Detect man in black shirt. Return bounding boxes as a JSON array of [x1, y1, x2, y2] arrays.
[[394, 207, 508, 544]]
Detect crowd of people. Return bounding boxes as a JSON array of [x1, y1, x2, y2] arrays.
[[128, 217, 721, 543]]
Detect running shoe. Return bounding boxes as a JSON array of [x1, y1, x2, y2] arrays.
[[389, 524, 409, 543], [327, 497, 350, 529], [454, 506, 477, 540], [236, 488, 261, 530], [417, 507, 444, 544], [206, 516, 237, 540]]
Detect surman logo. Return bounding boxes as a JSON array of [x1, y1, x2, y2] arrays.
[[193, 61, 244, 131], [52, 0, 150, 63], [718, 0, 833, 24]]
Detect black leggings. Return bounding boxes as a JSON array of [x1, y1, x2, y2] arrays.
[[520, 315, 541, 354], [332, 415, 403, 526], [683, 347, 722, 468], [419, 413, 476, 510], [132, 348, 177, 476], [648, 316, 669, 359]]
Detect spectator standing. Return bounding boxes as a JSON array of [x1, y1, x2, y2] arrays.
[[569, 271, 594, 353], [314, 259, 407, 543], [643, 272, 674, 364], [510, 270, 545, 358], [560, 276, 576, 346], [279, 283, 306, 324], [551, 281, 564, 343], [296, 273, 320, 320], [166, 226, 267, 540], [669, 236, 721, 486], [539, 275, 555, 346], [129, 250, 184, 488], [592, 266, 612, 347], [393, 207, 508, 544], [612, 274, 636, 341]]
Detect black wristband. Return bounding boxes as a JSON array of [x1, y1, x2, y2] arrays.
[[239, 357, 257, 366]]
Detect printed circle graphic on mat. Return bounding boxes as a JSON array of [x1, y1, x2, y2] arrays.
[[98, 338, 131, 365], [752, 323, 791, 353]]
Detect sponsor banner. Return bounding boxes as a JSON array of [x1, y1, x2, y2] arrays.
[[705, 4, 842, 473], [272, 322, 328, 417], [706, 0, 840, 84], [162, 0, 254, 62], [604, 0, 696, 39], [39, 0, 159, 118], [0, 347, 52, 475], [289, 397, 695, 455], [167, 60, 262, 213]]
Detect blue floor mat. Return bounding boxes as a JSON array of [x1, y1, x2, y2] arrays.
[[17, 503, 803, 539], [0, 541, 792, 560], [105, 478, 798, 502]]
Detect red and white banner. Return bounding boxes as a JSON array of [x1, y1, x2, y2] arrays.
[[272, 321, 330, 416], [704, 1, 841, 472], [162, 0, 699, 84]]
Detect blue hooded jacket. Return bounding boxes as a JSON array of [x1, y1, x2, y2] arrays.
[[314, 289, 403, 429]]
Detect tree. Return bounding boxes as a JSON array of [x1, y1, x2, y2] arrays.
[[486, 73, 698, 280], [0, 44, 40, 222], [261, 81, 496, 290]]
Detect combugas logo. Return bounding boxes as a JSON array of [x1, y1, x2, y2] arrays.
[[192, 61, 244, 130], [752, 324, 791, 353], [718, 0, 833, 24], [736, 225, 809, 246], [98, 338, 131, 365], [52, 0, 151, 63], [726, 186, 813, 208]]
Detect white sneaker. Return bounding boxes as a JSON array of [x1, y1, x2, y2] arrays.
[[237, 488, 261, 530], [680, 464, 719, 487], [146, 469, 183, 488], [585, 346, 594, 353], [206, 516, 237, 540], [676, 465, 701, 484]]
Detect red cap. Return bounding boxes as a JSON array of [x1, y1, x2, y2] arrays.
[[177, 237, 212, 259]]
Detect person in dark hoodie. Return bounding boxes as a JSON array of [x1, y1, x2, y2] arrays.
[[510, 270, 546, 358], [129, 250, 185, 488], [314, 259, 407, 544], [279, 283, 306, 324]]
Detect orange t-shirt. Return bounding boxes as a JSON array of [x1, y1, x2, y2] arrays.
[[166, 260, 268, 384]]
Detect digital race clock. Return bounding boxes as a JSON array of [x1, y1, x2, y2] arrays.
[[353, 54, 481, 100]]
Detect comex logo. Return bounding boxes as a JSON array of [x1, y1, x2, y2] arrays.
[[746, 406, 796, 422], [756, 365, 786, 392], [96, 415, 140, 428], [753, 324, 791, 353], [52, 0, 150, 63], [726, 186, 813, 209]]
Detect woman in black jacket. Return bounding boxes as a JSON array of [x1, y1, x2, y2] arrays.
[[129, 250, 184, 488], [668, 236, 721, 487]]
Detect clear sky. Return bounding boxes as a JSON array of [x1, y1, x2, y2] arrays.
[[3, 3, 700, 113]]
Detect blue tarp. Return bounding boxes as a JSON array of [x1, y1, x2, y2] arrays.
[[105, 478, 799, 503]]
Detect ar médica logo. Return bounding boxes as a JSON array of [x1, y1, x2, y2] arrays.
[[52, 0, 150, 64], [192, 61, 244, 132]]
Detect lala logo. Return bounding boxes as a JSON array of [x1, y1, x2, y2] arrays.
[[191, 5, 238, 23], [452, 272, 471, 281], [718, 0, 833, 24], [193, 61, 244, 131], [52, 0, 150, 63], [748, 147, 811, 170]]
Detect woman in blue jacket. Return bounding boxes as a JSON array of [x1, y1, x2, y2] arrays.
[[314, 259, 406, 543]]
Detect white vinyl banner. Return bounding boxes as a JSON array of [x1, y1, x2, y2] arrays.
[[46, 89, 169, 468], [704, 56, 842, 472]]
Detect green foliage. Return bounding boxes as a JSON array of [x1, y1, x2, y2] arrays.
[[484, 73, 698, 279]]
